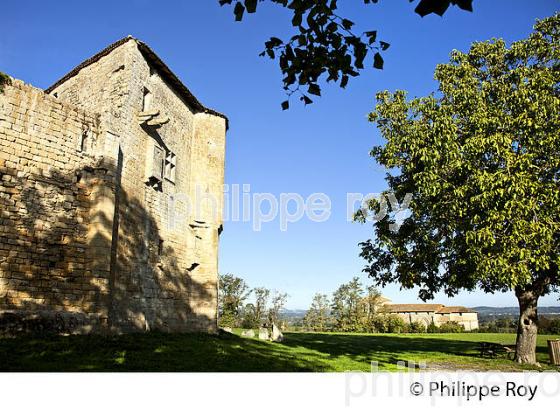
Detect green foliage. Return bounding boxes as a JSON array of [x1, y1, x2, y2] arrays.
[[218, 274, 252, 327], [268, 290, 289, 324], [538, 317, 560, 335], [427, 321, 465, 333], [306, 277, 417, 334], [218, 0, 473, 107], [427, 322, 439, 333], [481, 316, 560, 335], [479, 318, 518, 333], [405, 321, 427, 333], [0, 72, 11, 94], [218, 311, 237, 328], [359, 13, 560, 302], [331, 277, 365, 332], [437, 321, 465, 333], [359, 14, 560, 362], [240, 303, 260, 328], [218, 275, 290, 328], [370, 313, 406, 333], [253, 287, 271, 326], [303, 293, 331, 331]]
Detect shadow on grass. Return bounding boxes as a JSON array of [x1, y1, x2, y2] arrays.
[[282, 332, 478, 368], [0, 332, 554, 372], [0, 332, 329, 372]]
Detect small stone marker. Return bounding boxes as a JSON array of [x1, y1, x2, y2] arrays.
[[241, 329, 255, 338], [271, 323, 284, 342], [258, 327, 270, 340]]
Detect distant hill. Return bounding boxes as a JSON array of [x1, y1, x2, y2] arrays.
[[472, 306, 560, 316], [281, 306, 560, 319], [281, 309, 308, 318]]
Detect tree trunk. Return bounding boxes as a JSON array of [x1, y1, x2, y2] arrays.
[[514, 287, 539, 365]]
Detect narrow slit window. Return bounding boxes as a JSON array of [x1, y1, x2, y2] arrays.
[[142, 88, 152, 112], [79, 131, 90, 153]]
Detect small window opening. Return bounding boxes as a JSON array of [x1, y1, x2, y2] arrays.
[[79, 131, 90, 153], [142, 88, 153, 111], [158, 239, 164, 256]]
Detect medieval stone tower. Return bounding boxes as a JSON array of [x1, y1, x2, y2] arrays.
[[0, 36, 227, 334]]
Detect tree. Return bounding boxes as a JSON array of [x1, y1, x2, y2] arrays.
[[268, 290, 289, 324], [331, 277, 364, 331], [253, 287, 271, 326], [219, 0, 473, 108], [303, 293, 331, 331], [356, 14, 559, 364], [240, 303, 259, 328], [361, 284, 384, 327], [218, 274, 252, 327]]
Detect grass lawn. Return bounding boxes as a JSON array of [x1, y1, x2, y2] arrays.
[[0, 331, 558, 372]]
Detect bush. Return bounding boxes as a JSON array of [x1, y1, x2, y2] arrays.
[[386, 314, 406, 333], [425, 321, 464, 333], [218, 312, 236, 328], [405, 321, 426, 333], [369, 314, 406, 333], [438, 321, 465, 333], [427, 322, 438, 333]]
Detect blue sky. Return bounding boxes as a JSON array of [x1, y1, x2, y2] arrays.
[[1, 1, 558, 309]]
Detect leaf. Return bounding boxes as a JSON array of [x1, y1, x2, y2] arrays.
[[301, 95, 313, 105], [268, 37, 283, 47], [414, 0, 473, 17], [308, 84, 321, 96], [244, 0, 257, 13], [354, 43, 367, 69], [234, 2, 245, 21], [342, 19, 354, 30], [454, 0, 473, 12], [365, 30, 377, 44], [373, 52, 384, 69], [340, 75, 349, 88], [380, 41, 390, 51], [281, 100, 290, 110], [415, 0, 450, 17]]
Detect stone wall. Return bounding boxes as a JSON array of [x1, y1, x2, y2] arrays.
[[0, 38, 226, 334], [0, 79, 113, 334], [436, 312, 479, 331], [396, 311, 479, 330]]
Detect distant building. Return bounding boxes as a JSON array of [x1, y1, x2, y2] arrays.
[[383, 303, 479, 330]]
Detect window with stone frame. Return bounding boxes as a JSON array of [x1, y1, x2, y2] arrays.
[[164, 151, 177, 183]]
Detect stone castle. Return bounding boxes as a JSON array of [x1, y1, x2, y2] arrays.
[[0, 36, 227, 334]]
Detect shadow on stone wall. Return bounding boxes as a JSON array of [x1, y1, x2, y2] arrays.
[[0, 158, 215, 336]]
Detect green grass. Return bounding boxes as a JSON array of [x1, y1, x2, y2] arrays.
[[0, 331, 558, 372]]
